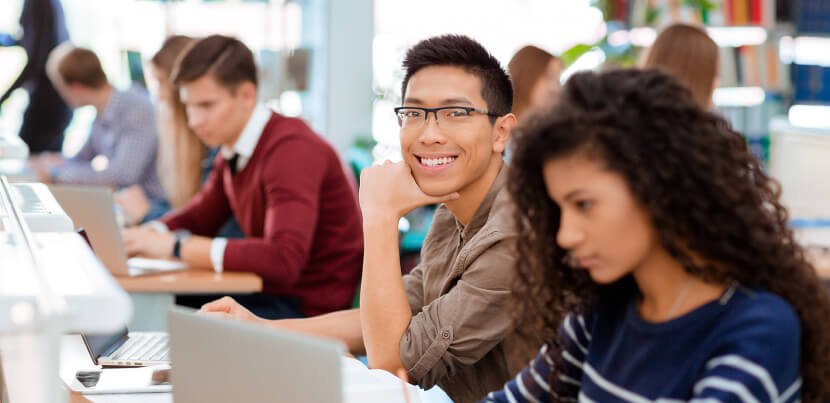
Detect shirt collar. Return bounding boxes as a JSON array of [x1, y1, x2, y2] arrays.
[[221, 104, 272, 160], [456, 165, 509, 242]]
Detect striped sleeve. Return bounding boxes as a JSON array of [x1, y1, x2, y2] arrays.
[[479, 313, 591, 403], [691, 296, 801, 403]]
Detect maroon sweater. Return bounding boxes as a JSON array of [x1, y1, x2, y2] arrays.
[[161, 113, 363, 316]]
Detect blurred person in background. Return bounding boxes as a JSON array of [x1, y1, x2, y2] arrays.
[[508, 45, 562, 120], [640, 23, 719, 109], [0, 0, 72, 154], [30, 43, 164, 203], [122, 35, 363, 320], [114, 35, 243, 238]]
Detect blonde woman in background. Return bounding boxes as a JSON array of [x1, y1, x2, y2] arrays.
[[116, 35, 205, 223], [640, 23, 719, 108], [508, 45, 562, 120], [115, 35, 241, 240]]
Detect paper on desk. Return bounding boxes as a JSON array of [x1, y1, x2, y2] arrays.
[[341, 357, 422, 403], [60, 335, 171, 395], [69, 366, 171, 395], [126, 257, 188, 271], [85, 393, 172, 403]]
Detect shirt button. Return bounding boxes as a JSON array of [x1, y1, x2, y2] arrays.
[[441, 330, 450, 339]]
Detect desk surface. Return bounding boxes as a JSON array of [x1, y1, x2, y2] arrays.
[[115, 269, 262, 294]]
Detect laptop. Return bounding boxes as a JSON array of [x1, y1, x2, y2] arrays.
[[168, 307, 345, 403], [81, 328, 170, 367], [48, 184, 188, 276]]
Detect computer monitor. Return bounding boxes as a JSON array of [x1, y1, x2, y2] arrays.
[[770, 118, 830, 219], [123, 49, 147, 89]]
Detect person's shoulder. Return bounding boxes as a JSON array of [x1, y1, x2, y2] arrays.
[[261, 113, 335, 154], [716, 286, 800, 349], [264, 113, 314, 140], [728, 287, 799, 327], [469, 188, 518, 248], [119, 86, 155, 114]]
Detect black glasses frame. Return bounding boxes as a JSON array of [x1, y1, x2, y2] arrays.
[[393, 106, 501, 126]]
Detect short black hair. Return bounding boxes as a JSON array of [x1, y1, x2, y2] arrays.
[[401, 35, 513, 121]]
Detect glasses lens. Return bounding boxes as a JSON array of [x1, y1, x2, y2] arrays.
[[396, 108, 425, 128], [437, 107, 472, 129], [439, 107, 471, 121]]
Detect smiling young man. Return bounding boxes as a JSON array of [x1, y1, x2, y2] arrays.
[[202, 35, 536, 403], [121, 35, 363, 319]]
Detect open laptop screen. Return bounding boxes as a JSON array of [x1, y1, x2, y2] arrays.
[[83, 329, 128, 362]]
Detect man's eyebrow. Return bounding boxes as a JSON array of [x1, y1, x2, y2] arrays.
[[401, 97, 473, 106], [439, 97, 472, 106], [402, 97, 423, 105]]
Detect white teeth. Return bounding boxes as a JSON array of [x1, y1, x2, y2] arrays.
[[421, 157, 456, 167]]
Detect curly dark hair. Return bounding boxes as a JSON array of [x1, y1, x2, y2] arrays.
[[508, 68, 830, 401]]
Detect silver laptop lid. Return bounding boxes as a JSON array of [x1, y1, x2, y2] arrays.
[[167, 307, 344, 403], [47, 185, 130, 276]]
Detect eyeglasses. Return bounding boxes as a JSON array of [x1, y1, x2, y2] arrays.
[[394, 106, 501, 130]]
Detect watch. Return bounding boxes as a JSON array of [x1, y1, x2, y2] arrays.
[[172, 230, 192, 259]]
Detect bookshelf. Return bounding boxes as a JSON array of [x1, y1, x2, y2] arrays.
[[593, 0, 805, 164]]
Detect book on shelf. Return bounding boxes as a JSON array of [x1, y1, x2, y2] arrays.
[[795, 0, 830, 34], [793, 64, 830, 104], [718, 43, 788, 91], [620, 0, 786, 28]]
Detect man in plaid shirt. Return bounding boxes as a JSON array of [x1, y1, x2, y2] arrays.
[[31, 43, 164, 202]]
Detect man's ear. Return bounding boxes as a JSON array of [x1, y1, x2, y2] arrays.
[[233, 81, 258, 104], [492, 113, 517, 154]]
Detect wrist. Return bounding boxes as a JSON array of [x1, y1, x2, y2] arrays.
[[134, 204, 150, 225], [362, 212, 400, 229], [172, 230, 191, 259]]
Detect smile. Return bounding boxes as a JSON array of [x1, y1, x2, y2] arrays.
[[416, 155, 457, 167]]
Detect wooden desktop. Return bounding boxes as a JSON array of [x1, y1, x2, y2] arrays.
[[114, 267, 261, 332]]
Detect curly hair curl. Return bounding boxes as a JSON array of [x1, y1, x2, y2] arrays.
[[508, 68, 830, 401]]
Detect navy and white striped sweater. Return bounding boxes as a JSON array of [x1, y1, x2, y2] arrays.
[[481, 284, 801, 403]]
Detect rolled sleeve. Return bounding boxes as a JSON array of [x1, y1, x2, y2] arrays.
[[402, 264, 425, 315], [399, 240, 516, 388]]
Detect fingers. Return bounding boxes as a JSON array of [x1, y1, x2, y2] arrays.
[[199, 296, 236, 314], [121, 231, 139, 254], [198, 311, 233, 320]]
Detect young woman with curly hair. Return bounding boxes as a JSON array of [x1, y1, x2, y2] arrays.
[[481, 68, 830, 402]]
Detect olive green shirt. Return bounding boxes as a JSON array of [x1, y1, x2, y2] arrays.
[[400, 167, 533, 403]]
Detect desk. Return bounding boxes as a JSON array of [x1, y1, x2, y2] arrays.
[[115, 269, 262, 332]]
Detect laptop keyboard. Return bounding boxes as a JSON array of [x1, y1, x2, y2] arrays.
[[110, 334, 169, 362], [10, 185, 47, 214]]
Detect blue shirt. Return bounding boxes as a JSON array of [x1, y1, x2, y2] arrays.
[[481, 282, 802, 403], [55, 86, 165, 201]]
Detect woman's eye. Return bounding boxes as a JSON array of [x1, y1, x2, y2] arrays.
[[576, 200, 592, 211]]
